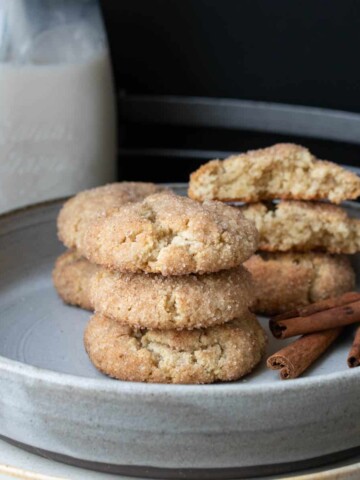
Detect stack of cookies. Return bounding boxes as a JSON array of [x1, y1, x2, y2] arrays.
[[54, 183, 267, 384], [189, 143, 360, 315]]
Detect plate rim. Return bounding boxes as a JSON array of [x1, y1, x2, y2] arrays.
[[1, 188, 360, 397]]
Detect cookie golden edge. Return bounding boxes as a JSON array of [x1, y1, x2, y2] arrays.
[[84, 312, 267, 384], [245, 252, 356, 316]]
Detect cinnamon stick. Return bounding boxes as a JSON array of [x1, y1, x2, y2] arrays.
[[267, 328, 343, 379], [273, 291, 360, 322], [270, 300, 360, 339], [347, 326, 360, 368]]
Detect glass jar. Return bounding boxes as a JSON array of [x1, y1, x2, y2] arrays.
[[0, 0, 116, 213]]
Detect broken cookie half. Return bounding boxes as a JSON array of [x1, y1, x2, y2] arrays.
[[188, 143, 360, 204], [240, 200, 360, 254]]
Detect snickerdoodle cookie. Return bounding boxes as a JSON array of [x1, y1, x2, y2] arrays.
[[52, 250, 97, 310], [244, 252, 355, 315], [84, 312, 267, 384], [90, 264, 254, 329], [81, 191, 258, 275], [240, 200, 360, 254], [58, 182, 165, 250], [188, 143, 360, 204], [53, 250, 255, 329]]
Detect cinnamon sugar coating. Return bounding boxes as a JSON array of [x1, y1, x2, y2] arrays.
[[91, 264, 254, 329], [58, 182, 165, 250], [84, 312, 267, 384], [81, 191, 258, 275], [53, 250, 255, 329]]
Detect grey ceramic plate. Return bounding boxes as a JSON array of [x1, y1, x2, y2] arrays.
[[1, 184, 360, 480]]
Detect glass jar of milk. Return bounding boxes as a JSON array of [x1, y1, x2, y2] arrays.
[[0, 0, 116, 213]]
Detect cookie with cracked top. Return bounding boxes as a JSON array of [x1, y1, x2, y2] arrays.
[[80, 191, 258, 275], [91, 260, 254, 330], [84, 312, 267, 384], [58, 182, 166, 251], [53, 250, 255, 330], [244, 252, 355, 316]]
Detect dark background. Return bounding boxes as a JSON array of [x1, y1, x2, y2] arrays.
[[101, 0, 360, 182]]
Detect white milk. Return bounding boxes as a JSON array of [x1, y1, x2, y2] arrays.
[[0, 51, 116, 213]]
